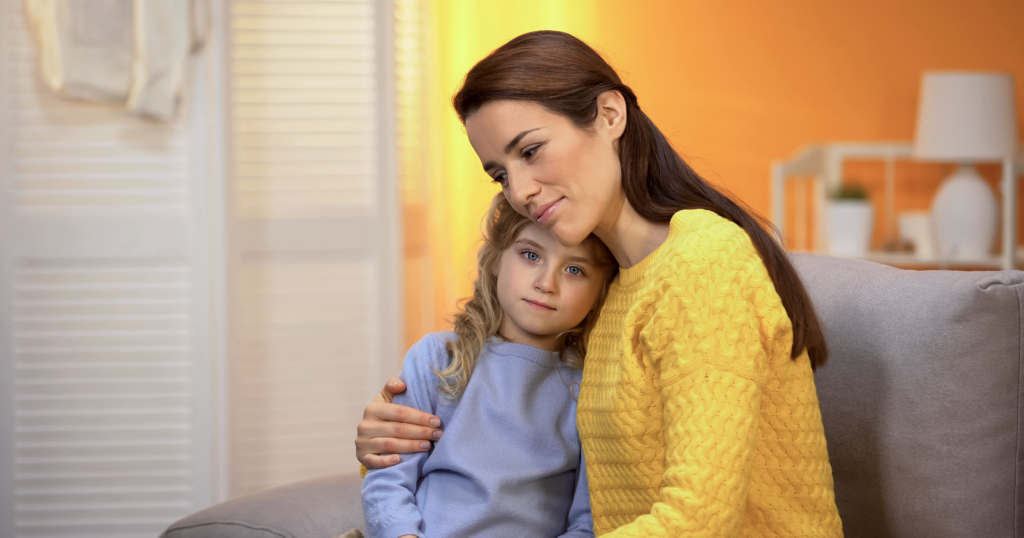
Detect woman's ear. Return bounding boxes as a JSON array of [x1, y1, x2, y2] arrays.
[[595, 90, 627, 141]]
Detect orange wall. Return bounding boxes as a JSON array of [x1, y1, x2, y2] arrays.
[[408, 0, 1024, 347], [586, 0, 1024, 247]]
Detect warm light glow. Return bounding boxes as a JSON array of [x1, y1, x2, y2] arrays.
[[403, 0, 1024, 346], [432, 0, 600, 318], [401, 0, 600, 348]]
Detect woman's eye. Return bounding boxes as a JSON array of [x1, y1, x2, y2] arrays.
[[523, 251, 540, 262], [567, 266, 583, 276], [492, 172, 508, 187], [522, 144, 540, 160]]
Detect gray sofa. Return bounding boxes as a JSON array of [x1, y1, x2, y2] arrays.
[[162, 253, 1024, 538]]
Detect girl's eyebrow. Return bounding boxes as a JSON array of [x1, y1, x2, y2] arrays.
[[514, 238, 545, 251], [515, 238, 593, 265]]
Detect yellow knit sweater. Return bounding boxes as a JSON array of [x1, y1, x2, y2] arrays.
[[578, 209, 842, 537]]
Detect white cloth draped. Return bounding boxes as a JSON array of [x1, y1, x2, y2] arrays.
[[24, 0, 208, 121]]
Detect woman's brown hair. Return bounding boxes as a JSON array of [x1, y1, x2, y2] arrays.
[[452, 30, 828, 369]]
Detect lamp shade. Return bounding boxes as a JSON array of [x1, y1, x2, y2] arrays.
[[913, 72, 1018, 161]]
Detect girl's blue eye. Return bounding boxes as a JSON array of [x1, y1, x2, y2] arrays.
[[524, 251, 539, 261], [567, 266, 582, 276]]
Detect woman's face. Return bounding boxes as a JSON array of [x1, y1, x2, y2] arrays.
[[465, 98, 626, 248]]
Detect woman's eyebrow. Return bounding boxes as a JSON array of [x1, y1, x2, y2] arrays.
[[504, 128, 540, 153], [482, 127, 542, 171]]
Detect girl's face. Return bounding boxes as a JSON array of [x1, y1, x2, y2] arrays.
[[495, 223, 607, 352], [466, 98, 626, 248]]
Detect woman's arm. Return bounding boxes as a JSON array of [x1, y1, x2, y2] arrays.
[[355, 377, 443, 469], [602, 231, 771, 537], [605, 364, 764, 537]]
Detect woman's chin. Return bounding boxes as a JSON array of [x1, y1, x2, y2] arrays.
[[549, 224, 590, 248]]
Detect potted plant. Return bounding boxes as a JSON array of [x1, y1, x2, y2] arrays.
[[826, 182, 874, 256]]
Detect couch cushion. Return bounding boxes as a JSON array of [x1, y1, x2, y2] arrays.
[[160, 474, 365, 538], [793, 254, 1024, 538]]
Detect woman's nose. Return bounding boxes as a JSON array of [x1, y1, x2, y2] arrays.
[[507, 168, 541, 208]]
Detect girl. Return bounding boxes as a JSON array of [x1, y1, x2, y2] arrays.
[[357, 30, 843, 537], [361, 193, 616, 538]]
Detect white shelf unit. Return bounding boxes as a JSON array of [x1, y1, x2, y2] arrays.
[[771, 142, 1024, 270]]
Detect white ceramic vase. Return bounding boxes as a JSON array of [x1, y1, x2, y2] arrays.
[[931, 164, 998, 260], [826, 200, 874, 256]]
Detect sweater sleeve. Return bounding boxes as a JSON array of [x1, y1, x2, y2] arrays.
[[603, 228, 772, 537], [361, 335, 446, 538], [558, 447, 595, 537]]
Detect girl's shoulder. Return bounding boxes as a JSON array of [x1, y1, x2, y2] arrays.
[[405, 331, 457, 370], [416, 331, 457, 347]]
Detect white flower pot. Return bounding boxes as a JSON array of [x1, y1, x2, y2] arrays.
[[826, 200, 874, 256]]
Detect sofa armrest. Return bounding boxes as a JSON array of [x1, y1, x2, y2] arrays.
[[160, 474, 365, 538]]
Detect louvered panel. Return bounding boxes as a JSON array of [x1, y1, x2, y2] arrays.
[[12, 271, 192, 506], [226, 0, 397, 498], [231, 259, 372, 494], [11, 266, 196, 537], [230, 0, 377, 221], [0, 0, 216, 536]]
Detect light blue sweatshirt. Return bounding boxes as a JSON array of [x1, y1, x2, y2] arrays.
[[361, 332, 593, 538]]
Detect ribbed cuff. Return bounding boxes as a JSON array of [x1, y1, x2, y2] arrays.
[[375, 519, 423, 538]]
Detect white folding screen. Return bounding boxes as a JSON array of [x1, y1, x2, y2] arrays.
[[0, 1, 400, 535], [0, 0, 222, 536], [226, 0, 399, 497]]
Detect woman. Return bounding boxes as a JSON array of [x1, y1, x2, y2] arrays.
[[356, 31, 842, 536]]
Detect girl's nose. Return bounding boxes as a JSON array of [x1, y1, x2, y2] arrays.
[[534, 267, 557, 294]]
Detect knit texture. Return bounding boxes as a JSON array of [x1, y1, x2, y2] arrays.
[[578, 209, 843, 537]]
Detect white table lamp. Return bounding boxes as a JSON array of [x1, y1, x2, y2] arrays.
[[913, 71, 1018, 259]]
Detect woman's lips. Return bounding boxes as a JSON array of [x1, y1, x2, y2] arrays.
[[524, 299, 555, 310], [534, 198, 564, 225]]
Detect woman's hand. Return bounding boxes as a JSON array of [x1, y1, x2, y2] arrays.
[[355, 376, 443, 469]]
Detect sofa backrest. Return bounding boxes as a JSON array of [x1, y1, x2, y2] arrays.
[[793, 253, 1024, 538]]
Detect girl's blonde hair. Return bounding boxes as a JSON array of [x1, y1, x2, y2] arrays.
[[435, 193, 617, 400]]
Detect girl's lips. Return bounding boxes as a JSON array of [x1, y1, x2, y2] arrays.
[[535, 198, 564, 225], [524, 299, 555, 310]]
